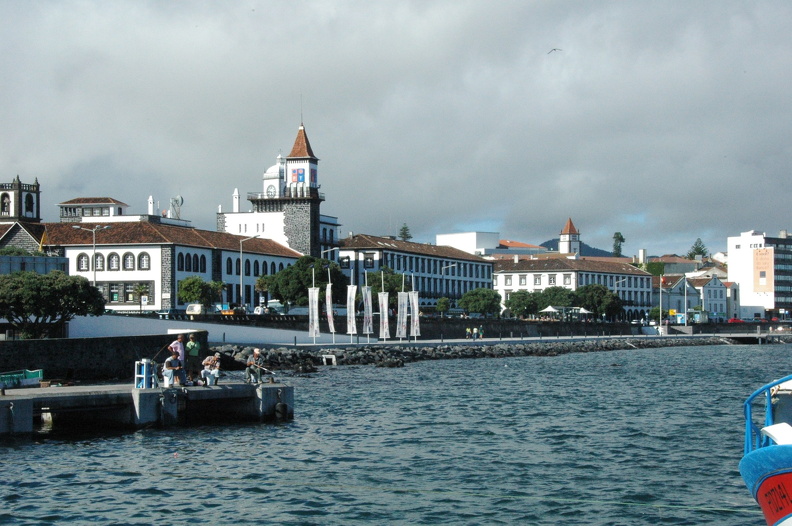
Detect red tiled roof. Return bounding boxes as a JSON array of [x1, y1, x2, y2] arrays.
[[341, 234, 488, 262], [39, 222, 302, 258], [287, 125, 317, 159], [498, 239, 544, 249], [561, 217, 578, 235], [58, 197, 129, 206], [494, 257, 649, 275]]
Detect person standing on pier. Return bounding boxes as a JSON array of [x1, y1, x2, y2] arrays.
[[169, 334, 186, 364], [163, 348, 188, 386], [245, 348, 266, 384], [185, 333, 201, 380]]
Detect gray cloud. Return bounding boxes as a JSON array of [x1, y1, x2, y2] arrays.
[[2, 1, 790, 257]]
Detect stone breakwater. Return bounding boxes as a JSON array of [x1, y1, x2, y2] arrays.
[[212, 336, 738, 372]]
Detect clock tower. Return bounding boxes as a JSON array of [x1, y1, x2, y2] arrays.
[[559, 217, 581, 255]]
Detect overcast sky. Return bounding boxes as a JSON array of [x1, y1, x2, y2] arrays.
[[2, 1, 790, 257]]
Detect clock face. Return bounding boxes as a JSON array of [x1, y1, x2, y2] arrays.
[[266, 185, 276, 198]]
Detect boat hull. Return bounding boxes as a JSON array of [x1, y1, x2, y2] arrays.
[[740, 445, 792, 525]]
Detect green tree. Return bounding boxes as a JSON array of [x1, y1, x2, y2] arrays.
[[0, 247, 35, 256], [178, 276, 225, 309], [504, 290, 539, 318], [458, 288, 502, 317], [649, 306, 669, 323], [398, 223, 413, 242], [645, 262, 666, 276], [261, 256, 348, 309], [612, 232, 625, 257], [686, 238, 709, 259], [0, 271, 106, 339], [574, 284, 622, 320], [435, 297, 451, 317], [537, 286, 574, 311], [134, 283, 150, 313]]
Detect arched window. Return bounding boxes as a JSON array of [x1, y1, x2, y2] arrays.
[[108, 253, 120, 271], [77, 253, 89, 271], [192, 254, 199, 271], [245, 260, 251, 276], [177, 253, 185, 271], [138, 253, 150, 270], [94, 253, 104, 271], [226, 257, 233, 275], [123, 252, 135, 270], [253, 261, 259, 276], [279, 262, 284, 271], [271, 262, 276, 275], [200, 255, 206, 273], [25, 194, 34, 213], [185, 253, 192, 272], [261, 261, 268, 275]]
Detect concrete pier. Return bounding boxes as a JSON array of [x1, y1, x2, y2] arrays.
[[0, 382, 293, 435]]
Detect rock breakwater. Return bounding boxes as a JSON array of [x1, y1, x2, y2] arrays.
[[212, 336, 736, 371]]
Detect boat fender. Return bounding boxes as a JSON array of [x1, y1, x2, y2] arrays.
[[275, 402, 289, 420]]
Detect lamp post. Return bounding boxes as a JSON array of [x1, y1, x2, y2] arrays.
[[72, 225, 111, 287], [441, 263, 457, 315], [239, 234, 260, 310], [321, 246, 339, 261]]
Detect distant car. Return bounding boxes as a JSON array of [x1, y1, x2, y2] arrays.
[[727, 318, 745, 323]]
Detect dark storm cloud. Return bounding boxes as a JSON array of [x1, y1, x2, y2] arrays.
[[1, 1, 790, 256]]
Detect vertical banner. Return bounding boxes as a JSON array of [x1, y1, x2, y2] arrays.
[[346, 285, 358, 334], [378, 292, 390, 340], [409, 290, 421, 337], [396, 291, 409, 339], [308, 287, 320, 337], [326, 283, 335, 334], [362, 286, 373, 335]]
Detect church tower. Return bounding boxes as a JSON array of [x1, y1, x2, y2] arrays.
[[0, 176, 41, 223], [559, 218, 580, 255], [246, 124, 324, 256]]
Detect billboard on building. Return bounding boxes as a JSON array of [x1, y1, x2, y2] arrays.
[[753, 247, 775, 293]]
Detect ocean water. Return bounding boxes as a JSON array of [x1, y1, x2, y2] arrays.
[[1, 343, 784, 525]]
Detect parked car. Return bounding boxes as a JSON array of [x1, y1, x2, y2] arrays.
[[727, 318, 745, 323]]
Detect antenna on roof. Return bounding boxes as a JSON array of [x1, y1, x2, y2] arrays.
[[170, 195, 184, 219]]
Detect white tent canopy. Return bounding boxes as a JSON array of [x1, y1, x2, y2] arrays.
[[539, 306, 559, 313]]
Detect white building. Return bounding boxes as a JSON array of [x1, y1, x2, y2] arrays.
[[727, 229, 792, 319], [493, 256, 652, 320], [653, 275, 702, 321], [217, 124, 340, 260], [339, 233, 493, 309]]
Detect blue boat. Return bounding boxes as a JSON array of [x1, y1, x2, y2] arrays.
[[740, 374, 792, 526]]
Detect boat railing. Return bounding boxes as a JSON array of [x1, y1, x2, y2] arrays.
[[743, 373, 792, 455]]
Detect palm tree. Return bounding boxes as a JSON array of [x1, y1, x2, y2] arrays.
[[134, 283, 150, 313]]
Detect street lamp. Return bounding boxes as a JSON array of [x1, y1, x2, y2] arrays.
[[440, 263, 457, 315], [239, 234, 260, 310], [321, 247, 339, 260], [72, 225, 111, 287]]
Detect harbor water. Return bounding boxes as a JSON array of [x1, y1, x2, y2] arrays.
[[1, 343, 783, 525]]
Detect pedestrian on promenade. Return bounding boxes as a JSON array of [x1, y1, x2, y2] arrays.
[[472, 327, 479, 340], [479, 325, 484, 339], [465, 327, 471, 339]]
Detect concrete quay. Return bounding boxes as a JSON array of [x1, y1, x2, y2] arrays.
[[0, 382, 293, 436]]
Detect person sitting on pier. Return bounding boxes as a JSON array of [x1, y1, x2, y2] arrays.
[[163, 348, 188, 387], [200, 352, 221, 387], [245, 348, 267, 384]]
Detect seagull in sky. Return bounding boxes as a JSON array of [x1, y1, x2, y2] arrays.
[[547, 48, 562, 54]]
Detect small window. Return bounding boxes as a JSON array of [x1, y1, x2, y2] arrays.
[[178, 253, 185, 271], [200, 255, 206, 273], [534, 276, 541, 286], [108, 253, 120, 271], [77, 253, 89, 271], [505, 276, 512, 286], [123, 252, 135, 270], [549, 275, 556, 285], [340, 256, 350, 269], [226, 257, 233, 275], [185, 253, 192, 272], [364, 254, 375, 269], [95, 254, 105, 271], [138, 253, 150, 270]]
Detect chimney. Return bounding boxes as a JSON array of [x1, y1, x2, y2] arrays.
[[781, 229, 788, 239], [514, 254, 519, 263]]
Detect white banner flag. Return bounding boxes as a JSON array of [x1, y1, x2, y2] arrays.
[[362, 286, 373, 335], [409, 290, 421, 337], [326, 283, 335, 333], [378, 292, 390, 340], [346, 285, 357, 334], [396, 291, 408, 339], [308, 287, 320, 337]]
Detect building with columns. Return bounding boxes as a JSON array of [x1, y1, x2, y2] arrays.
[[217, 124, 340, 260]]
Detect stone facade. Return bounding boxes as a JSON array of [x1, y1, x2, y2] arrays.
[[283, 200, 321, 257]]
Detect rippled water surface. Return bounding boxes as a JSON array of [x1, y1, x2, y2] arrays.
[[2, 344, 787, 525]]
